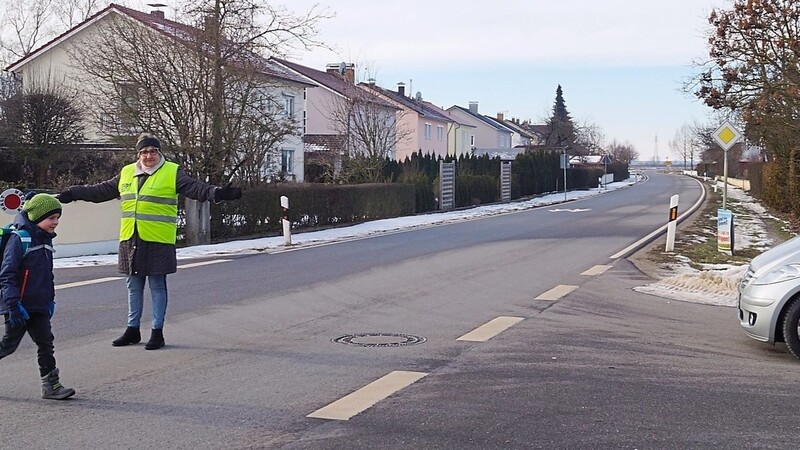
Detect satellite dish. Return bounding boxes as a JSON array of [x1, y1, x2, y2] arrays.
[[415, 91, 422, 101], [338, 62, 346, 75]]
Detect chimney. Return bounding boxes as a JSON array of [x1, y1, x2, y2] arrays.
[[468, 101, 478, 114], [326, 63, 342, 75], [397, 82, 406, 97], [367, 78, 376, 87], [497, 112, 504, 121], [150, 10, 165, 19], [325, 63, 356, 84], [341, 64, 353, 84]]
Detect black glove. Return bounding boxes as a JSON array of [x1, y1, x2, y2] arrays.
[[6, 303, 29, 328], [56, 190, 74, 204], [215, 182, 242, 201]]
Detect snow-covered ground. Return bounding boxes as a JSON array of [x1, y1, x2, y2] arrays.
[[634, 181, 792, 307], [53, 175, 781, 308]]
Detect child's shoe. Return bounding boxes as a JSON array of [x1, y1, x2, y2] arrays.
[[41, 368, 76, 400]]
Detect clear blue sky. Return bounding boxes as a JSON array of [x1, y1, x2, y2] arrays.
[[285, 0, 728, 161]]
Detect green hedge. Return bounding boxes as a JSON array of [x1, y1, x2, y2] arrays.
[[208, 183, 416, 241]]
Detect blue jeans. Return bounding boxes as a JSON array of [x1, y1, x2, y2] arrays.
[[126, 274, 168, 329]]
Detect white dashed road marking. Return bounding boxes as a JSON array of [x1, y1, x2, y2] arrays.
[[307, 370, 428, 420], [535, 284, 578, 301], [581, 265, 612, 276], [456, 316, 524, 342]]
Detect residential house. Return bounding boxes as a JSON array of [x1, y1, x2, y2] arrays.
[[497, 116, 547, 149], [271, 59, 399, 165], [525, 123, 550, 145], [361, 82, 453, 161], [4, 3, 313, 181], [447, 102, 515, 158], [444, 110, 476, 157]]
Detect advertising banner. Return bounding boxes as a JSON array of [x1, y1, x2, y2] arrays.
[[717, 209, 734, 255]]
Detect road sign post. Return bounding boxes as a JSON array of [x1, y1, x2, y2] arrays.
[[712, 121, 742, 255], [712, 121, 742, 210]]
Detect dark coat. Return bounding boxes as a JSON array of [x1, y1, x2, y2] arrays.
[[0, 212, 56, 314], [66, 164, 218, 275]]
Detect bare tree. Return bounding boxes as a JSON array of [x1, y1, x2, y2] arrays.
[[0, 0, 54, 64], [607, 140, 639, 164], [0, 0, 103, 66], [68, 1, 328, 185], [323, 85, 409, 183], [669, 123, 701, 171], [52, 0, 102, 29], [0, 78, 85, 187], [574, 119, 605, 155]]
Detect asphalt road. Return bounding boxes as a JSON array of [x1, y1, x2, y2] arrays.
[[5, 173, 791, 449]]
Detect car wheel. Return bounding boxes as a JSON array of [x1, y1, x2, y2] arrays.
[[782, 298, 800, 360]]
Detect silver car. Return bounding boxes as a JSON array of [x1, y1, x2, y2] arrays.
[[739, 235, 800, 360]]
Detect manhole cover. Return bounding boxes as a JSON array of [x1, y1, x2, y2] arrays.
[[332, 333, 426, 347]]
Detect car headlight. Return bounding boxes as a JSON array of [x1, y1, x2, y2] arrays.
[[752, 264, 800, 285]]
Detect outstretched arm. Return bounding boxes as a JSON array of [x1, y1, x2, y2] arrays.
[[58, 176, 121, 203], [176, 169, 241, 202]]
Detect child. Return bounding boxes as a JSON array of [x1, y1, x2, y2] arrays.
[[0, 194, 75, 400]]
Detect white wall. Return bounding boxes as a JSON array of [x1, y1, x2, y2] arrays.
[[50, 200, 120, 258]]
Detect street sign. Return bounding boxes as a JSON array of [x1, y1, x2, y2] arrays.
[[713, 121, 742, 151], [601, 154, 612, 165]]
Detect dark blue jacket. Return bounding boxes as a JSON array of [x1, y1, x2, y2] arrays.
[[0, 212, 56, 314]]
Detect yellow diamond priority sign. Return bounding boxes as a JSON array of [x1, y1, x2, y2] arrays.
[[713, 121, 742, 151]]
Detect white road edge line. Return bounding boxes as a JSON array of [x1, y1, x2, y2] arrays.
[[535, 284, 578, 301], [456, 316, 524, 342], [307, 370, 428, 421], [177, 259, 231, 269], [581, 265, 612, 276], [609, 179, 706, 260], [55, 276, 122, 291]]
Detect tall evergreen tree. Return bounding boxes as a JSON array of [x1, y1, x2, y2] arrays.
[[545, 85, 576, 149]]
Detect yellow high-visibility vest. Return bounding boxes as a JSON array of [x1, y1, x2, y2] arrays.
[[118, 162, 179, 244]]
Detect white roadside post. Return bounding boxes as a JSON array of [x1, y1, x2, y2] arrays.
[[665, 194, 679, 252], [280, 195, 291, 246]]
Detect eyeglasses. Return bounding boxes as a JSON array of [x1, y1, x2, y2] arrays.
[[138, 149, 159, 156]]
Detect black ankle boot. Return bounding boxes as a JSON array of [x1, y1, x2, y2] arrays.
[[112, 327, 141, 346], [145, 328, 165, 350]]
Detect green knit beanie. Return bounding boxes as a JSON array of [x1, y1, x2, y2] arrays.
[[23, 194, 62, 223]]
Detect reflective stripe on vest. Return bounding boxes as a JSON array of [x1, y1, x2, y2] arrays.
[[118, 162, 179, 244]]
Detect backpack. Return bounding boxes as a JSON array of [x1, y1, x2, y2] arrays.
[[0, 224, 31, 262], [0, 225, 32, 303]]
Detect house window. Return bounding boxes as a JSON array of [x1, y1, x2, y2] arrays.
[[424, 123, 432, 140], [470, 134, 475, 147], [283, 95, 294, 119], [281, 148, 294, 174], [118, 82, 139, 129], [303, 110, 307, 134], [437, 125, 444, 141]]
